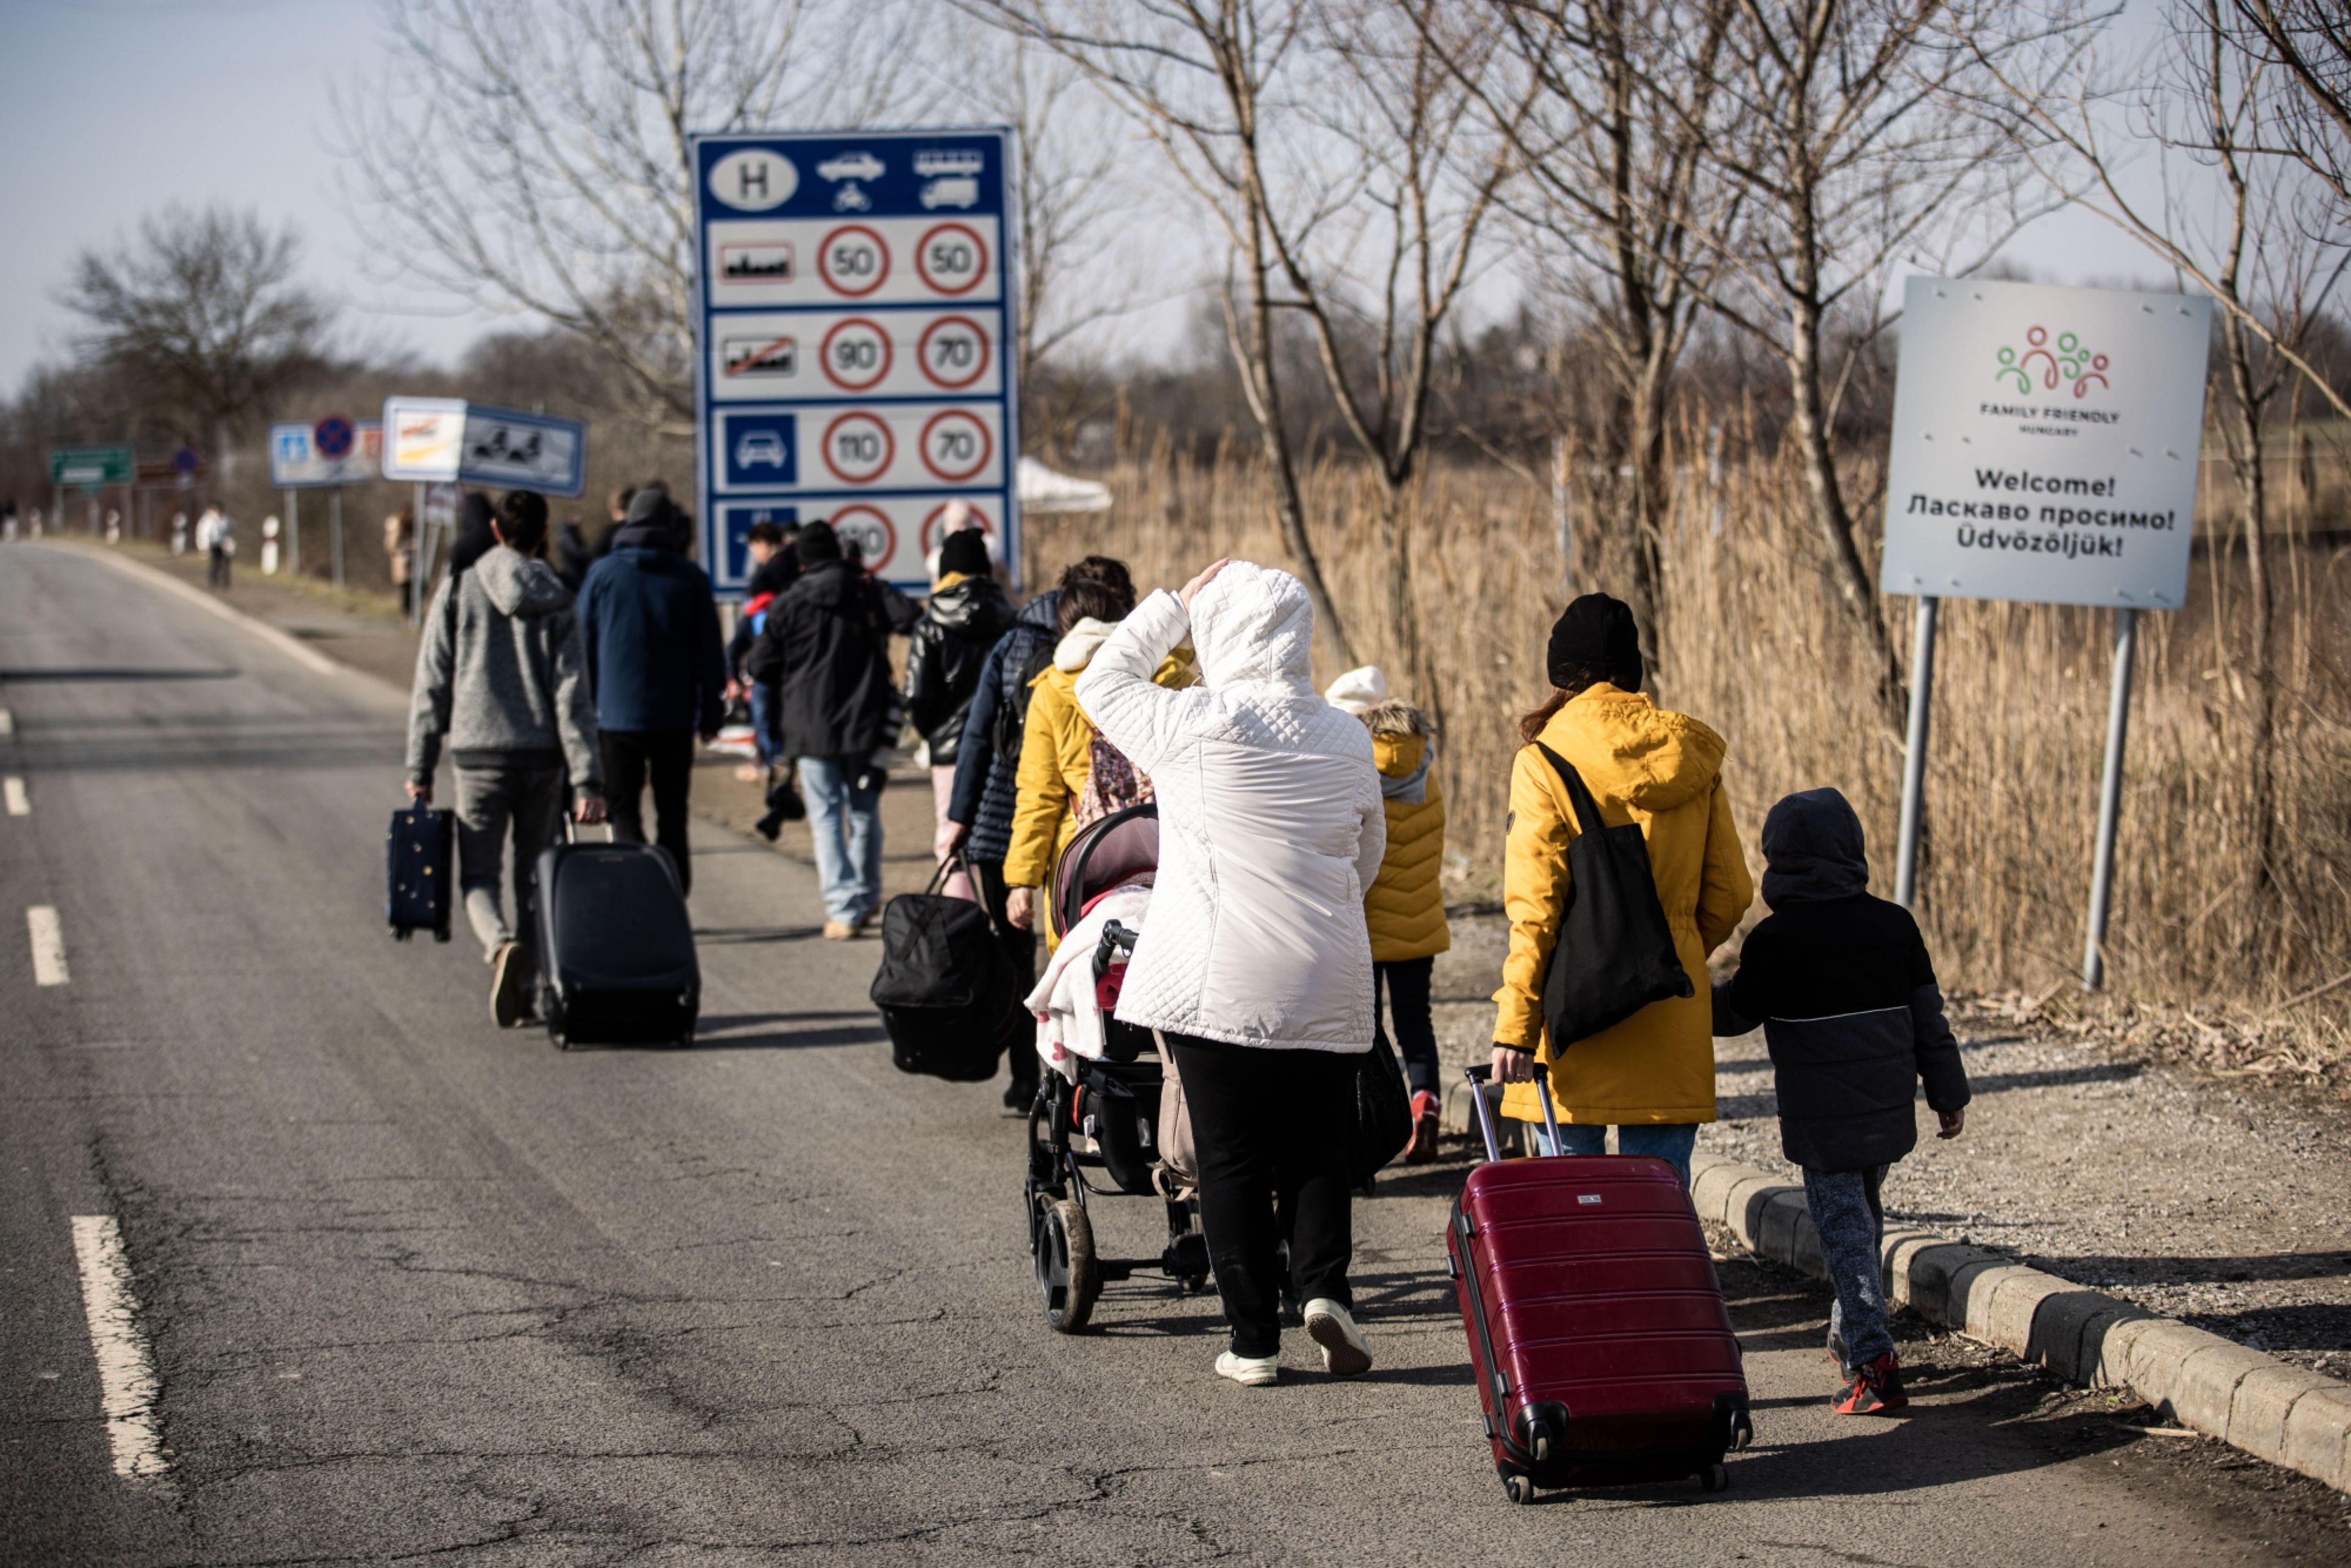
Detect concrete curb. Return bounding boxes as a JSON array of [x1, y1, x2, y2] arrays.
[[1688, 1150, 2351, 1493]]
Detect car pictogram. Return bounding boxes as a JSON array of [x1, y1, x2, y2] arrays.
[[817, 151, 885, 183], [734, 430, 789, 469]]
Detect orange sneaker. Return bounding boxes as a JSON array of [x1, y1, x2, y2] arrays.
[[1405, 1091, 1442, 1163], [1833, 1352, 1908, 1415]]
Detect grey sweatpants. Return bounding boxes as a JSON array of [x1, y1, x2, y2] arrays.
[[452, 762, 567, 961], [1804, 1164, 1893, 1371]]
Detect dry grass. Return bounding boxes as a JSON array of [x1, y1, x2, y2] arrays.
[[1022, 423, 2351, 1052]]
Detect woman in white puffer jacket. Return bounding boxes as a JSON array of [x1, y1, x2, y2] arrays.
[[1074, 559, 1386, 1387]]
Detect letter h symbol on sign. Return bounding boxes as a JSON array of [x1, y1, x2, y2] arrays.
[[739, 162, 768, 202]]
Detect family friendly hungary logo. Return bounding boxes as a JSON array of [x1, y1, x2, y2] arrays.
[[1996, 325, 2111, 399]]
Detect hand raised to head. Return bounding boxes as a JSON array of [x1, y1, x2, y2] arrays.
[[1179, 558, 1231, 611]]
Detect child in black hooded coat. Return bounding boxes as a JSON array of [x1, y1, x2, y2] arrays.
[[1713, 787, 1972, 1415]]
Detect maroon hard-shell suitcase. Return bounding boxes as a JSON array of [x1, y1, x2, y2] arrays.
[[1448, 1066, 1752, 1503]]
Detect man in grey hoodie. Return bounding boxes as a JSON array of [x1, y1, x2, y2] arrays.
[[406, 489, 607, 1026]]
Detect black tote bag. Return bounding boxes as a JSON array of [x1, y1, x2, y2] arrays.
[[1346, 1029, 1415, 1185], [1534, 743, 1694, 1050]]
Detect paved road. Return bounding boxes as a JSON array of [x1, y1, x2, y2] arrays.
[[0, 542, 2321, 1564]]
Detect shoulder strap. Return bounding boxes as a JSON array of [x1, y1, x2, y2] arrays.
[[1533, 742, 1604, 836]]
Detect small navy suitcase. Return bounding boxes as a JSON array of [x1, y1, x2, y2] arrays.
[[386, 803, 455, 942], [534, 828, 699, 1048]]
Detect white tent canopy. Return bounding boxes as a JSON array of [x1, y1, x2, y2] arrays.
[[1017, 456, 1112, 514]]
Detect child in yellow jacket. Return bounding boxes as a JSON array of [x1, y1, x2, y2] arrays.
[[1328, 667, 1451, 1162]]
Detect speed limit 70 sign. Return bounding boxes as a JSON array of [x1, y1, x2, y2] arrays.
[[693, 127, 1018, 591]]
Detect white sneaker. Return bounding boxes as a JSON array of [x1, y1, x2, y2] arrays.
[[1303, 1298, 1372, 1377], [1215, 1350, 1279, 1387]]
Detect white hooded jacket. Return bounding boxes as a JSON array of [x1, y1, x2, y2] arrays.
[[1073, 564, 1385, 1053]]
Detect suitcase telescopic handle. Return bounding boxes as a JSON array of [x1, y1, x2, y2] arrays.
[[1462, 1059, 1565, 1163], [563, 815, 618, 845]]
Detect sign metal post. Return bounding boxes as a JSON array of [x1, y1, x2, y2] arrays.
[[2081, 607, 2138, 988], [287, 489, 300, 578], [1892, 595, 1939, 908]]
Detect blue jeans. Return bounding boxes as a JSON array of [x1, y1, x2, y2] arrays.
[[748, 682, 778, 767], [1806, 1165, 1893, 1371], [798, 755, 882, 924], [1531, 1121, 1700, 1187]]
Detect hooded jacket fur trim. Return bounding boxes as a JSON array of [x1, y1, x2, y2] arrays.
[[1074, 568, 1385, 1053]]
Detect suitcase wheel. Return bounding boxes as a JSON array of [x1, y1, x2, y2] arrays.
[[1698, 1463, 1729, 1493], [1501, 1472, 1536, 1506]]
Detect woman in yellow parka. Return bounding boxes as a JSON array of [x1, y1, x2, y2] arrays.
[[1002, 575, 1195, 946], [1327, 666, 1452, 1163], [1490, 594, 1753, 1186]]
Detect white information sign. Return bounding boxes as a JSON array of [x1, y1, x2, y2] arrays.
[[380, 397, 588, 496], [1879, 278, 2212, 608], [268, 421, 383, 487]]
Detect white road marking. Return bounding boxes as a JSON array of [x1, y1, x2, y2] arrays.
[[4, 776, 26, 816], [28, 905, 68, 985], [0, 707, 13, 736], [70, 1215, 169, 1481]]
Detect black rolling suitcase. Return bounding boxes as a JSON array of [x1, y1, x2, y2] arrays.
[[386, 802, 455, 942], [534, 826, 699, 1048]]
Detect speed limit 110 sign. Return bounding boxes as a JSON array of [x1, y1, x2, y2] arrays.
[[692, 127, 1019, 592]]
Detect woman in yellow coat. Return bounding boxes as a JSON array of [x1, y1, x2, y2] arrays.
[[1003, 576, 1194, 944], [1490, 595, 1753, 1186], [1328, 666, 1452, 1162]]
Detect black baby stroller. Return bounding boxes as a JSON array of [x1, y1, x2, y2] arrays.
[[1024, 803, 1213, 1332]]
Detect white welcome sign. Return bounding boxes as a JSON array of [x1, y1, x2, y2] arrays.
[[1879, 277, 2212, 608]]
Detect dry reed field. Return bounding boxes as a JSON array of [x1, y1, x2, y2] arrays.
[[1022, 427, 2351, 1064]]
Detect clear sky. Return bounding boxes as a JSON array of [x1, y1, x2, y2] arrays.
[[0, 0, 2192, 396]]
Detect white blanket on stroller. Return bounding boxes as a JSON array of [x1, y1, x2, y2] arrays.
[[1026, 883, 1153, 1080]]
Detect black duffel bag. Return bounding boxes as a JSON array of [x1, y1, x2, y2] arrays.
[[869, 854, 1022, 1081], [1535, 743, 1694, 1050]]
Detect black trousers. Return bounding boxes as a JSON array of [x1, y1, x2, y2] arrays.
[[208, 544, 231, 589], [1164, 1033, 1355, 1358], [972, 858, 1038, 1091], [1374, 956, 1439, 1096], [600, 728, 696, 895]]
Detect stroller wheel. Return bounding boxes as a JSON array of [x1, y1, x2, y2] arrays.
[[1033, 1195, 1099, 1333]]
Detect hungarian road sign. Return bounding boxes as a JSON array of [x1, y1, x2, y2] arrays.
[[270, 420, 383, 488], [313, 414, 356, 460], [49, 446, 135, 487], [380, 397, 587, 496], [692, 126, 1018, 591]]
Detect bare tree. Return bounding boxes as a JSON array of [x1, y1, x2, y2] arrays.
[[962, 0, 1529, 679], [1684, 0, 2088, 732], [1449, 0, 1739, 684], [337, 0, 908, 435], [56, 204, 332, 479], [1995, 1, 2349, 937]]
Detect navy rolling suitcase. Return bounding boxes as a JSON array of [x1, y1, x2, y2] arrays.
[[386, 803, 455, 942], [533, 827, 699, 1049]]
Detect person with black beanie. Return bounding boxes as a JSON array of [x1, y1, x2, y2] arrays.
[[1487, 592, 1753, 1186]]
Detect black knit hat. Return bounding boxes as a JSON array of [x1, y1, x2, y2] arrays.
[[794, 520, 841, 563], [937, 528, 990, 577], [1546, 593, 1642, 689]]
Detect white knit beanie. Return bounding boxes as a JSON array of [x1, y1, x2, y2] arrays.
[[1324, 665, 1390, 715]]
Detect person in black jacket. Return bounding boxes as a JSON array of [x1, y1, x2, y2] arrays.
[[1713, 787, 1971, 1418], [905, 528, 1014, 901], [747, 520, 917, 938]]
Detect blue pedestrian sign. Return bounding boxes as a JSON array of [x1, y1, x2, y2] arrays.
[[691, 127, 1018, 591]]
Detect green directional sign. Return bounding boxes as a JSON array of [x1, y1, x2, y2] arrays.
[[48, 445, 136, 487]]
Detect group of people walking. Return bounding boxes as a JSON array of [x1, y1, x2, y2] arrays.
[[401, 482, 1972, 1418]]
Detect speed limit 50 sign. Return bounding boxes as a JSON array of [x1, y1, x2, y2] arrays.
[[693, 127, 1018, 591]]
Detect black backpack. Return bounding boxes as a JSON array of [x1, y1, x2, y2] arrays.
[[990, 640, 1057, 764], [1534, 743, 1695, 1049]]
